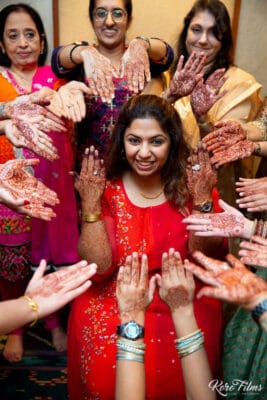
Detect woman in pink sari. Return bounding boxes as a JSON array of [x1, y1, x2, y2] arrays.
[[0, 3, 80, 361]]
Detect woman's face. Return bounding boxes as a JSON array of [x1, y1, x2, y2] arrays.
[[124, 118, 170, 178], [185, 10, 222, 65], [92, 0, 130, 49], [1, 11, 42, 69]]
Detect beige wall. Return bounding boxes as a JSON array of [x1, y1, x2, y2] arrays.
[[235, 0, 267, 97], [57, 0, 266, 96], [58, 0, 234, 47]]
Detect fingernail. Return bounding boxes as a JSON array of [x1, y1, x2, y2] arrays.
[[24, 200, 30, 205]]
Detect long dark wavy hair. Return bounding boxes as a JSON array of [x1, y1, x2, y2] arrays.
[[105, 94, 190, 210], [170, 0, 233, 79], [88, 0, 133, 23], [0, 3, 48, 67]]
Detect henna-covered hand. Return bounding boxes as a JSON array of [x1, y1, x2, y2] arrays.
[[72, 146, 106, 207], [203, 121, 254, 168], [157, 248, 195, 313], [203, 121, 247, 152], [0, 159, 59, 220], [208, 141, 254, 168], [5, 93, 66, 132], [186, 142, 217, 204], [120, 38, 151, 93], [184, 251, 267, 308], [164, 51, 205, 103], [190, 69, 227, 117], [239, 235, 267, 268], [57, 81, 93, 122], [116, 252, 156, 322], [5, 119, 59, 161], [236, 177, 267, 212], [183, 199, 254, 239], [25, 259, 97, 318], [81, 46, 117, 103]]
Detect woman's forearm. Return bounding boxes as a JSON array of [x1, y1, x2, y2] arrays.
[[172, 309, 215, 400], [78, 218, 112, 274], [0, 298, 36, 335]]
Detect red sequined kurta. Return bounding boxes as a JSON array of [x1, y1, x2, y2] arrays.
[[68, 179, 223, 400]]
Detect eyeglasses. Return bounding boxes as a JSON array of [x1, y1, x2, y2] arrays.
[[93, 7, 127, 22], [5, 30, 38, 43]]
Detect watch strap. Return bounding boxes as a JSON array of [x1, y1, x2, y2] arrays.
[[251, 299, 267, 324], [193, 201, 213, 213]]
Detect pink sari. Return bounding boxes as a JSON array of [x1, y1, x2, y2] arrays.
[[30, 66, 79, 266]]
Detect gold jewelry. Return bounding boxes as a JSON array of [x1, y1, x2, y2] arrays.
[[83, 213, 101, 222], [247, 120, 267, 141], [20, 295, 39, 327], [139, 188, 164, 199], [253, 142, 262, 156], [10, 69, 33, 86]]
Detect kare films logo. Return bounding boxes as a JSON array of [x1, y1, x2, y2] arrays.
[[208, 379, 263, 397]]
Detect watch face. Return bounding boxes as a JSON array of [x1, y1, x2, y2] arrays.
[[124, 322, 140, 339], [202, 202, 213, 213], [117, 321, 144, 340]]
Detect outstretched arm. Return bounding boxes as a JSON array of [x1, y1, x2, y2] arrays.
[[0, 259, 97, 335], [115, 253, 156, 400], [186, 143, 224, 256], [75, 147, 113, 274], [183, 199, 254, 240], [185, 251, 267, 303], [157, 248, 215, 400], [0, 159, 59, 220]]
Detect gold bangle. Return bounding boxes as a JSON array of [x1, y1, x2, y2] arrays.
[[83, 213, 101, 223], [20, 295, 39, 327], [198, 120, 209, 127]]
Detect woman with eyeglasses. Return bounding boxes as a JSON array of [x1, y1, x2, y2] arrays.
[[51, 0, 173, 167]]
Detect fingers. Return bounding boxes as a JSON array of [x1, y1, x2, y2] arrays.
[[197, 286, 225, 300], [236, 194, 267, 212], [140, 254, 148, 288], [193, 250, 230, 273], [184, 259, 219, 287], [22, 204, 56, 221]]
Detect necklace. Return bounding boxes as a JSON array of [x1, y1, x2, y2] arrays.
[[10, 69, 33, 86], [139, 188, 164, 199]]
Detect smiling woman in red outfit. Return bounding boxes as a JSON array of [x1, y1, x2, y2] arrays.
[[68, 94, 226, 399]]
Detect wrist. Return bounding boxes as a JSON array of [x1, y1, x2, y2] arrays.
[[135, 36, 151, 53], [243, 292, 267, 312], [120, 310, 145, 326]]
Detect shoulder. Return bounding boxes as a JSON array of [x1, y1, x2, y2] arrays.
[[225, 66, 259, 85]]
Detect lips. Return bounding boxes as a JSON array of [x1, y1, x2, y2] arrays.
[[135, 160, 155, 171], [17, 52, 32, 58]]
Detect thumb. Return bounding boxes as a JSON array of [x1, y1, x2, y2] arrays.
[[30, 259, 47, 282]]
